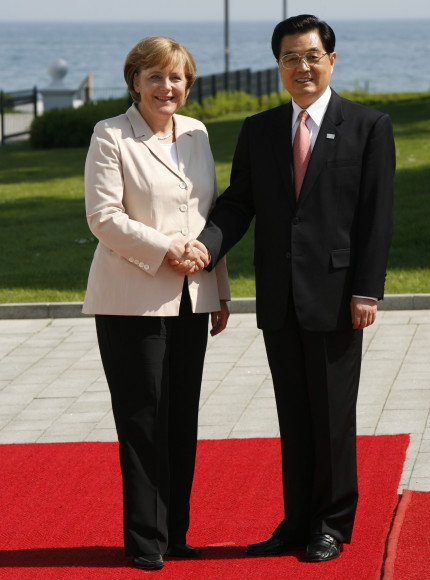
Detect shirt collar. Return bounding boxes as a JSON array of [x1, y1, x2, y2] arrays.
[[291, 86, 332, 128]]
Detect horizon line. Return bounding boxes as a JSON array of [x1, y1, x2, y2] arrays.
[[1, 17, 430, 23]]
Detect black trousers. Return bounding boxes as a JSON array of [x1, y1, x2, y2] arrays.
[[263, 296, 363, 544], [95, 283, 209, 557]]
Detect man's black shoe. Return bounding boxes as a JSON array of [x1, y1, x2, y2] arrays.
[[166, 543, 202, 558], [246, 535, 304, 556], [133, 554, 164, 570], [305, 534, 343, 562]]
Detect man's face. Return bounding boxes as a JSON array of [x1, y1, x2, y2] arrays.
[[277, 29, 336, 109]]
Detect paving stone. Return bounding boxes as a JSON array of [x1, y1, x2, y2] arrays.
[[202, 362, 234, 380], [357, 405, 383, 430], [227, 366, 270, 377], [198, 404, 244, 426], [0, 430, 45, 443], [357, 384, 390, 406], [85, 429, 118, 442], [420, 439, 430, 453], [356, 427, 376, 436], [206, 392, 255, 406], [0, 392, 36, 406], [196, 425, 233, 440], [75, 390, 111, 403], [0, 311, 429, 491], [37, 434, 91, 443], [230, 428, 279, 438], [4, 418, 55, 431], [41, 421, 97, 438], [407, 477, 430, 491], [26, 397, 75, 410], [96, 413, 116, 429], [56, 411, 108, 424], [376, 409, 428, 434], [411, 453, 430, 478], [402, 434, 420, 472], [66, 400, 112, 414], [385, 389, 430, 410]]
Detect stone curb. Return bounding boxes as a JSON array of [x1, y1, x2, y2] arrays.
[[0, 294, 430, 319]]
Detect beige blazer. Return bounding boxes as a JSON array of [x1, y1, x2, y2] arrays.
[[83, 104, 230, 316]]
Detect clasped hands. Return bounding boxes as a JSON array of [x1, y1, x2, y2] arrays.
[[166, 239, 209, 275], [165, 239, 229, 336]]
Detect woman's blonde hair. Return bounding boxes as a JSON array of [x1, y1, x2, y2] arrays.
[[124, 36, 197, 102]]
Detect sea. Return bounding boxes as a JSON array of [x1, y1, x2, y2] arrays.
[[1, 19, 429, 95]]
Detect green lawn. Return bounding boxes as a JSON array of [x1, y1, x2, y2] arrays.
[[0, 92, 429, 303]]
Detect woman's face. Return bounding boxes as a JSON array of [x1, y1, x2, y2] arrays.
[[133, 60, 187, 124]]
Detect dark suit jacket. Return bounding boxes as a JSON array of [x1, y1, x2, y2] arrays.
[[198, 90, 395, 332]]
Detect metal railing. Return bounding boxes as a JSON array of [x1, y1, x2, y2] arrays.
[[75, 73, 93, 102], [85, 67, 280, 104], [0, 68, 280, 145], [0, 87, 38, 145], [188, 67, 279, 103]]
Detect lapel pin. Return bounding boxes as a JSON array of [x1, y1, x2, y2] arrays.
[[326, 133, 335, 139]]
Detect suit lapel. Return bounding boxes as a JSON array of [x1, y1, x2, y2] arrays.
[[269, 103, 296, 210], [126, 105, 188, 180], [298, 91, 345, 206]]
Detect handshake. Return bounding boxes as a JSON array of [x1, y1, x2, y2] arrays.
[[165, 239, 210, 275]]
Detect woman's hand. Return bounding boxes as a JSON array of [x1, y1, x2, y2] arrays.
[[210, 300, 230, 336], [166, 240, 209, 275]]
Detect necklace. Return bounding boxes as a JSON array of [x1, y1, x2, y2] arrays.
[[157, 130, 174, 140]]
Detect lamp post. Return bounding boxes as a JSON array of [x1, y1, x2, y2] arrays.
[[224, 0, 230, 75], [283, 0, 288, 19]]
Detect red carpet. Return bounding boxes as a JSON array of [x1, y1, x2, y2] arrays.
[[0, 436, 408, 579], [382, 489, 430, 579]]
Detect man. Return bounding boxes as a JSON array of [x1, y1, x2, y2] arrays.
[[182, 14, 395, 562]]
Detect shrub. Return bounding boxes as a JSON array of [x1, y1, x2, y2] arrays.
[[29, 91, 292, 149], [181, 91, 291, 120], [30, 97, 129, 148]]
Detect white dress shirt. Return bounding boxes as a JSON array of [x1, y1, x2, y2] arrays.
[[160, 142, 179, 169], [291, 85, 332, 150]]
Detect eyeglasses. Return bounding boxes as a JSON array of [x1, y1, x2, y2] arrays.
[[279, 51, 330, 70]]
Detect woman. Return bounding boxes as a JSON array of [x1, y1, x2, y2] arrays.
[[83, 36, 230, 571]]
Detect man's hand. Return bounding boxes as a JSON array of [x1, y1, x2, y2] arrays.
[[350, 297, 377, 330], [167, 239, 209, 275], [210, 300, 230, 336]]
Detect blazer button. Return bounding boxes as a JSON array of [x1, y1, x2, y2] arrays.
[[179, 204, 188, 212], [143, 264, 150, 271], [181, 227, 189, 235], [179, 181, 187, 189], [139, 262, 145, 268]]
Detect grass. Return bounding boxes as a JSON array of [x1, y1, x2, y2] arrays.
[[0, 92, 430, 303], [0, 146, 90, 302]]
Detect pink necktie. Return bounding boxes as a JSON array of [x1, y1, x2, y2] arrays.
[[293, 110, 311, 199]]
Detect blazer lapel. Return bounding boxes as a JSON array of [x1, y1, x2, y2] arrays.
[[298, 91, 345, 206], [269, 103, 296, 210], [125, 105, 187, 180], [173, 115, 193, 177]]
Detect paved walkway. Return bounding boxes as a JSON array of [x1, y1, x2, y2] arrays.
[[0, 310, 429, 493]]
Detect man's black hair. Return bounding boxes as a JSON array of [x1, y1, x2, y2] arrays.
[[271, 14, 336, 59]]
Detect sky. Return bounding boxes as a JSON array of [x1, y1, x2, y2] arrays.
[[2, 0, 430, 21]]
